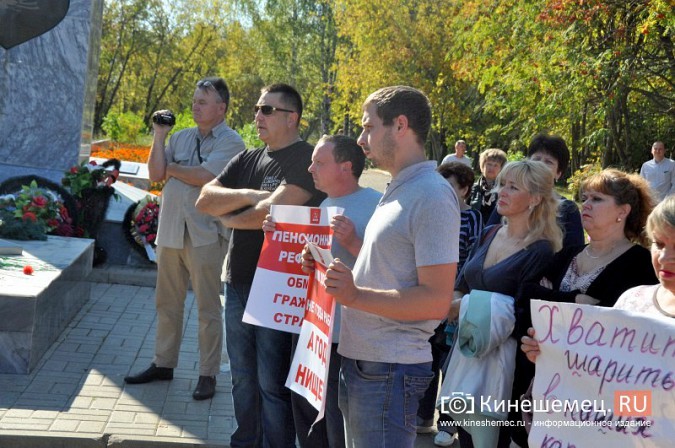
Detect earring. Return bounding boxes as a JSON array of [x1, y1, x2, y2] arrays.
[[617, 217, 622, 222]]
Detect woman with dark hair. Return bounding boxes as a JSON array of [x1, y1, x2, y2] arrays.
[[437, 162, 484, 272], [487, 134, 584, 248]]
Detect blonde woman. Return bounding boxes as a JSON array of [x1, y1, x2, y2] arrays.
[[445, 160, 562, 448]]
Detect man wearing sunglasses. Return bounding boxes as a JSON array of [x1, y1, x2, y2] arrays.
[[124, 77, 245, 401], [197, 83, 325, 448]]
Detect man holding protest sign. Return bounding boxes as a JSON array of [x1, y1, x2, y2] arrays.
[[303, 86, 460, 447], [268, 134, 381, 447], [196, 84, 324, 447]]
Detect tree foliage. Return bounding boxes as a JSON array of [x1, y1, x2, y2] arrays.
[[96, 0, 674, 171]]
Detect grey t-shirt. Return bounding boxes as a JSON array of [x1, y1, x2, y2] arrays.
[[322, 187, 382, 341], [338, 161, 460, 364]]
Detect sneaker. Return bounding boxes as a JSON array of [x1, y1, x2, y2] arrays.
[[416, 416, 435, 433], [434, 430, 456, 447]]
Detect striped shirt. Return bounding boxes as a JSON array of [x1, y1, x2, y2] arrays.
[[458, 208, 483, 273]]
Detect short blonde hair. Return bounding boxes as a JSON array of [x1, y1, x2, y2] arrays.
[[497, 160, 563, 252], [646, 195, 675, 241], [479, 148, 508, 172]]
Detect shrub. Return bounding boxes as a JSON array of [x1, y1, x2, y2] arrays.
[[102, 111, 147, 143], [238, 122, 263, 149]]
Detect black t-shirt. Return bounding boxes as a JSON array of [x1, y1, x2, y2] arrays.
[[217, 140, 326, 284]]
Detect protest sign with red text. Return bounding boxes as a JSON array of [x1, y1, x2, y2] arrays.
[[243, 205, 341, 333], [286, 243, 335, 421]]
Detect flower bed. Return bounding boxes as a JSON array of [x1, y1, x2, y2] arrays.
[[91, 142, 150, 163], [91, 143, 163, 195]]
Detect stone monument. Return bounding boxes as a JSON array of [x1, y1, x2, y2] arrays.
[[0, 0, 103, 373], [0, 0, 104, 184]]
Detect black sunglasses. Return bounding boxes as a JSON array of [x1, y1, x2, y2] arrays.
[[254, 105, 296, 115]]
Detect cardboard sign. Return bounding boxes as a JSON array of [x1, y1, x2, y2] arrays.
[[243, 205, 342, 333], [286, 243, 336, 421], [529, 300, 675, 448]]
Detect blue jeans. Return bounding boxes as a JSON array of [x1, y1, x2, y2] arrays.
[[339, 357, 433, 448], [225, 282, 296, 448]]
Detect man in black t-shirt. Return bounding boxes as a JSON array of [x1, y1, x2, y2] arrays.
[[197, 84, 324, 448]]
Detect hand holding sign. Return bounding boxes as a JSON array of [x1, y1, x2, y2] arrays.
[[262, 214, 276, 233], [330, 215, 361, 257], [520, 327, 540, 364], [325, 259, 359, 306], [301, 244, 316, 275]]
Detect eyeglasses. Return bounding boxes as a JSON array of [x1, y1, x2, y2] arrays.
[[254, 105, 296, 115]]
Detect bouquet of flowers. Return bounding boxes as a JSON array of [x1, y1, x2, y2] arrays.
[[61, 159, 121, 239], [0, 180, 74, 240], [61, 160, 120, 198], [123, 195, 160, 262]]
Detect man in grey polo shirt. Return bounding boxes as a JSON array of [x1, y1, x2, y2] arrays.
[[640, 140, 675, 201], [124, 77, 245, 401], [304, 86, 460, 447]]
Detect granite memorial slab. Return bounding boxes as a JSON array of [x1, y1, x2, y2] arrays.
[[0, 236, 93, 373], [0, 0, 104, 184]]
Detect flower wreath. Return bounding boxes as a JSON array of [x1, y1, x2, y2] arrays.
[[123, 195, 160, 262], [0, 177, 77, 240]]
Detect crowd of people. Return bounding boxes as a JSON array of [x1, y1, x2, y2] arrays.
[[121, 76, 673, 448]]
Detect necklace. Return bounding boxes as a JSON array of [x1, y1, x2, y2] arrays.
[[583, 239, 630, 259], [583, 246, 603, 259]]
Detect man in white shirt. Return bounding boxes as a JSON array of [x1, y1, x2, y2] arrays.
[[441, 139, 472, 168], [640, 141, 674, 201]]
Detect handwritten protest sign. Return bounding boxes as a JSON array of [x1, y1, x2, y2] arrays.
[[243, 205, 341, 333], [529, 300, 675, 448], [286, 243, 335, 421]]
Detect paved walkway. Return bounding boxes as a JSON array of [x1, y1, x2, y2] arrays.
[[0, 278, 235, 448], [0, 273, 444, 448]]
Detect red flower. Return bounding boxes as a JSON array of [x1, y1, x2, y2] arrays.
[[59, 206, 71, 222], [31, 196, 48, 208], [146, 234, 156, 243], [56, 223, 74, 237], [70, 166, 79, 174], [47, 218, 59, 228], [89, 160, 97, 166], [23, 265, 34, 275], [138, 224, 150, 233], [22, 212, 37, 222]]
